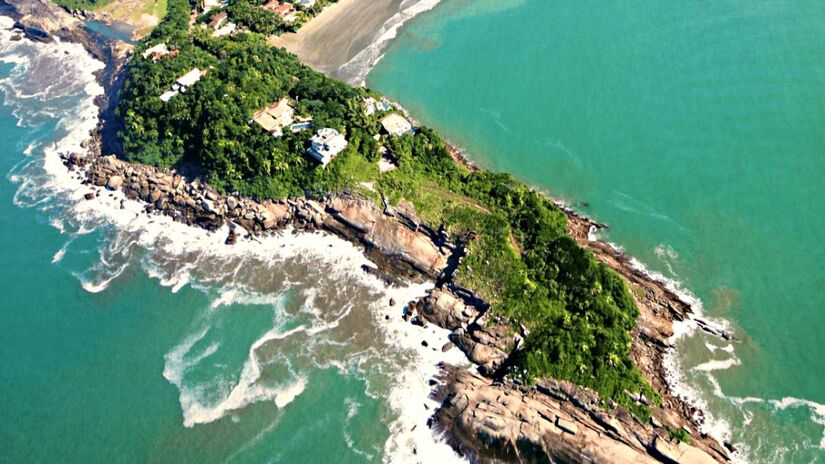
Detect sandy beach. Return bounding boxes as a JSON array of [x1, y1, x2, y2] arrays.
[[273, 0, 431, 84]]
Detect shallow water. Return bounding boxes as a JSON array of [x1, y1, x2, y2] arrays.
[[368, 0, 825, 461], [85, 20, 135, 45], [0, 24, 465, 463]]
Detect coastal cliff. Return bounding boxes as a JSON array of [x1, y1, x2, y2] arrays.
[[9, 0, 736, 461]]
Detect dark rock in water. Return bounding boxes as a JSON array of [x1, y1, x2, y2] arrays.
[[724, 441, 737, 453], [389, 298, 396, 307], [225, 229, 237, 245], [441, 342, 455, 352], [421, 340, 428, 347], [385, 315, 390, 320], [411, 316, 426, 327], [428, 379, 437, 386], [84, 192, 94, 200], [21, 26, 51, 42]]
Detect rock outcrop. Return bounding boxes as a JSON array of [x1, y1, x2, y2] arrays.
[[1, 0, 82, 42], [64, 152, 455, 283], [433, 368, 720, 464]]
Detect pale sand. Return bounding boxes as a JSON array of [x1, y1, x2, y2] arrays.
[[273, 0, 404, 81]]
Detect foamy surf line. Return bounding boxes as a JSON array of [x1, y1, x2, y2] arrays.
[[1, 25, 469, 462], [335, 0, 444, 86], [584, 228, 743, 450]]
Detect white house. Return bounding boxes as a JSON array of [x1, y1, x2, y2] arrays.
[[177, 68, 205, 88], [380, 113, 413, 137], [161, 69, 206, 102], [142, 43, 170, 61], [308, 128, 347, 166]]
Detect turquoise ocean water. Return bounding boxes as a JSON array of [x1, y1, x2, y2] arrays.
[[367, 0, 825, 461], [0, 22, 467, 463]]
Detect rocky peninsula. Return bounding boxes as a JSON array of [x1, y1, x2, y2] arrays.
[[61, 142, 733, 463], [6, 0, 737, 461]]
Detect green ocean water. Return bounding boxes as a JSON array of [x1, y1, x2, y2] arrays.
[[367, 0, 825, 461], [0, 88, 390, 462], [0, 26, 466, 463]]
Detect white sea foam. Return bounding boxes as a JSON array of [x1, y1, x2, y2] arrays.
[[693, 357, 741, 373], [164, 307, 311, 427], [770, 398, 825, 449], [335, 0, 445, 86], [588, 237, 742, 449], [0, 15, 15, 30], [274, 377, 307, 408]]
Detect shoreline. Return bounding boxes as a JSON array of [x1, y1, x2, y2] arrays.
[[273, 0, 443, 85], [3, 1, 738, 461]]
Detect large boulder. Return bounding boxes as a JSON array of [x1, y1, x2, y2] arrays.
[[421, 289, 477, 330], [106, 175, 123, 190]]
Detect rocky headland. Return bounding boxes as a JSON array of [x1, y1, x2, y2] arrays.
[[62, 140, 734, 463], [8, 0, 737, 460]]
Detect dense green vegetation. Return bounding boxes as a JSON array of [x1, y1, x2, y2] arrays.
[[53, 0, 113, 9], [117, 0, 658, 415], [201, 0, 337, 36]]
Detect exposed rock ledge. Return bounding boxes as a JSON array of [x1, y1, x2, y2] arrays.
[[64, 152, 455, 283], [1, 0, 82, 42], [433, 367, 720, 464]]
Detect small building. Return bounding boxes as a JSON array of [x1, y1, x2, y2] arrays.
[[252, 98, 295, 137], [308, 128, 347, 166], [209, 11, 228, 29], [264, 1, 299, 22], [201, 0, 221, 13], [161, 68, 207, 102], [212, 22, 236, 37], [160, 90, 178, 103], [177, 68, 206, 88], [380, 113, 413, 137], [142, 43, 172, 61], [364, 96, 393, 116], [293, 0, 316, 9], [363, 97, 377, 116]]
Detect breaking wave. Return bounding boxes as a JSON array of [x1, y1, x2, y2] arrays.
[[2, 19, 468, 462], [335, 0, 445, 86]]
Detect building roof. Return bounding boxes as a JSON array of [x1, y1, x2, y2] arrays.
[[160, 90, 179, 102], [177, 68, 205, 87], [142, 43, 169, 59], [252, 112, 280, 132], [380, 113, 413, 136], [253, 98, 295, 135], [201, 0, 221, 11], [263, 1, 297, 19], [308, 128, 347, 166], [209, 12, 228, 28], [212, 22, 236, 37], [274, 3, 295, 15]]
